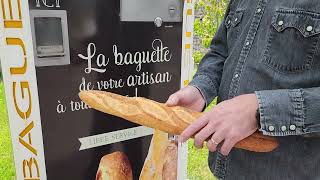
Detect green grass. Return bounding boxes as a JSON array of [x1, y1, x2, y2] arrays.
[[187, 140, 216, 180], [0, 81, 16, 180], [0, 80, 216, 179]]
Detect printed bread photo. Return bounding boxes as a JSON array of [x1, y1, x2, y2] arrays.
[[96, 151, 133, 180], [79, 90, 279, 152], [161, 140, 178, 180], [139, 130, 178, 180]]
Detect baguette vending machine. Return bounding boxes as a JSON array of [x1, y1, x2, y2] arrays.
[[0, 0, 194, 179]]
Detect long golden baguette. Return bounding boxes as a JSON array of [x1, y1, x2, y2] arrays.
[[79, 90, 279, 152]]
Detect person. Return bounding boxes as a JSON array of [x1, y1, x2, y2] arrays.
[[166, 0, 320, 179]]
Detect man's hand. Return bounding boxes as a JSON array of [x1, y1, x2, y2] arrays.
[[179, 94, 259, 156], [166, 86, 206, 112]]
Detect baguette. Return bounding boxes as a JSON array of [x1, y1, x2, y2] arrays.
[[79, 90, 279, 152], [139, 130, 178, 180]]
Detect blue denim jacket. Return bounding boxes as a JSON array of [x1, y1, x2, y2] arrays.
[[189, 0, 320, 179]]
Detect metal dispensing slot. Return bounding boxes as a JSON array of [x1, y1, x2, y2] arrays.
[[120, 0, 183, 23], [30, 10, 70, 67]]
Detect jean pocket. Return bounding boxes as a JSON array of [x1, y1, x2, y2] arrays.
[[262, 8, 320, 74]]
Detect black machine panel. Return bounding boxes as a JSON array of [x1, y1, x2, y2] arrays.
[[28, 0, 183, 179]]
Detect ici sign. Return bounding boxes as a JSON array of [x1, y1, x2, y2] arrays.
[[35, 0, 60, 8]]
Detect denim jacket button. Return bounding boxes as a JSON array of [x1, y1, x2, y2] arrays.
[[245, 41, 250, 46], [234, 73, 239, 78], [268, 126, 275, 131], [306, 26, 313, 32], [281, 126, 287, 132], [289, 125, 296, 131], [278, 20, 284, 26], [257, 8, 262, 13]]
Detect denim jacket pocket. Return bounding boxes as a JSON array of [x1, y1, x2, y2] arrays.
[[225, 10, 244, 49], [262, 9, 320, 74]]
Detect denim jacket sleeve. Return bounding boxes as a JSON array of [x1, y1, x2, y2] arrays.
[[255, 87, 320, 136], [189, 9, 230, 107]]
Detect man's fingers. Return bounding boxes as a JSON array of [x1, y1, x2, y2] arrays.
[[179, 115, 209, 143], [194, 122, 216, 149], [166, 93, 180, 106], [219, 138, 237, 156], [207, 131, 224, 152]]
